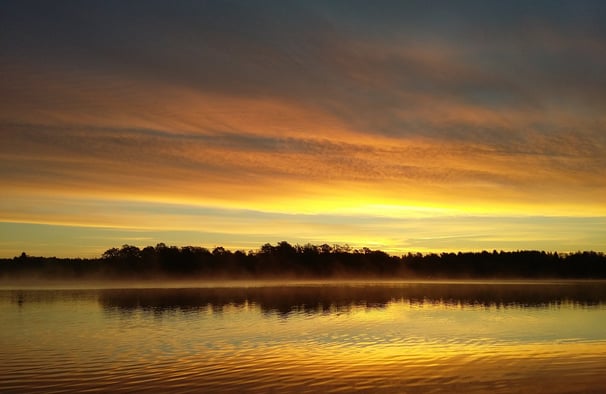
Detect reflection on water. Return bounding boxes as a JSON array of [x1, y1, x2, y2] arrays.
[[2, 281, 606, 393], [96, 281, 606, 315]]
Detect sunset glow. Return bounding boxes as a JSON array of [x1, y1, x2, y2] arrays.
[[1, 1, 605, 257]]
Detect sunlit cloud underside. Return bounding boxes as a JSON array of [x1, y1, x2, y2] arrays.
[[1, 1, 605, 257]]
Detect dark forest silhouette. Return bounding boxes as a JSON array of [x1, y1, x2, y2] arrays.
[[1, 241, 605, 280]]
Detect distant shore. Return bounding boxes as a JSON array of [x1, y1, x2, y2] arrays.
[[2, 242, 605, 281]]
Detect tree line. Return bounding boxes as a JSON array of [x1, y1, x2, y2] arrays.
[[1, 242, 605, 279]]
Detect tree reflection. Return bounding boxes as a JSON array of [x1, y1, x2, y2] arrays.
[[97, 282, 606, 317]]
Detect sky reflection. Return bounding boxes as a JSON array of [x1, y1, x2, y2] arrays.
[[2, 282, 606, 392]]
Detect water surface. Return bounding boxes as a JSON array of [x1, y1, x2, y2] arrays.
[[2, 281, 606, 392]]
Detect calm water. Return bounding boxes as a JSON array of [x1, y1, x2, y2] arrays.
[[1, 281, 606, 393]]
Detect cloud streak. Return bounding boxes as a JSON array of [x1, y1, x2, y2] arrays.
[[1, 0, 605, 256]]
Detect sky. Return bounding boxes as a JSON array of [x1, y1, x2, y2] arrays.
[[1, 0, 605, 257]]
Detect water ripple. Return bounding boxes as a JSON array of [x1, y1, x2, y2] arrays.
[[2, 284, 606, 392]]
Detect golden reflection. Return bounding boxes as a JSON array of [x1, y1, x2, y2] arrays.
[[4, 285, 606, 392], [166, 340, 606, 393]]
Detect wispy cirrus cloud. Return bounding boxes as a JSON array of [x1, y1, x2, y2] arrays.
[[1, 0, 605, 256]]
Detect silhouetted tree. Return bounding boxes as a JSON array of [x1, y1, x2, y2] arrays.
[[1, 243, 605, 280]]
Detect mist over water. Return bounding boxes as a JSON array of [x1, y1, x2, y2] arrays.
[[2, 281, 606, 393]]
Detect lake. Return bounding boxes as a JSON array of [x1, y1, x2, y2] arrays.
[[1, 281, 606, 393]]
